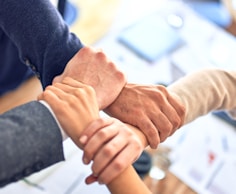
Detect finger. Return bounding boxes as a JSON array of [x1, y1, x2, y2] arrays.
[[82, 124, 119, 164], [51, 82, 96, 107], [97, 143, 142, 185], [37, 93, 43, 101], [43, 85, 71, 101], [52, 82, 83, 94], [39, 89, 64, 112], [151, 85, 181, 141], [85, 174, 98, 185], [90, 131, 128, 176], [159, 102, 181, 136], [136, 114, 160, 149], [157, 85, 185, 130], [167, 93, 186, 128], [152, 111, 172, 142], [79, 118, 113, 145]]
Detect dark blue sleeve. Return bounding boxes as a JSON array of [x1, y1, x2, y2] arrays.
[[0, 101, 64, 187], [0, 0, 84, 88]]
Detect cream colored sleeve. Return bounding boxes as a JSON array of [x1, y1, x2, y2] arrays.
[[168, 69, 236, 124]]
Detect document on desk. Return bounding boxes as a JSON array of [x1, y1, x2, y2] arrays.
[[169, 114, 236, 194], [0, 139, 110, 194]]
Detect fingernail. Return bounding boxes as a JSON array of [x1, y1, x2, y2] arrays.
[[80, 135, 88, 144], [83, 156, 90, 164]]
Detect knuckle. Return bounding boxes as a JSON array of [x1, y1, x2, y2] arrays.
[[44, 85, 54, 91], [116, 71, 126, 83], [156, 85, 168, 94], [41, 90, 50, 98], [96, 50, 106, 60], [86, 86, 96, 96], [73, 89, 82, 97], [112, 161, 124, 172], [155, 93, 166, 103], [97, 130, 109, 140], [81, 46, 90, 53], [97, 118, 107, 126], [102, 146, 114, 158]]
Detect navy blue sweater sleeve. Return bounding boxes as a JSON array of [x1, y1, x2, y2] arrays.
[[0, 0, 83, 88]]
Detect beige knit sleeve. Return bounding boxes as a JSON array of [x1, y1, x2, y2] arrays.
[[167, 69, 236, 124]]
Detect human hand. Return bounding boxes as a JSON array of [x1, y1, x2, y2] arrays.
[[53, 46, 127, 110], [38, 77, 99, 148], [79, 117, 147, 185], [104, 83, 186, 149]]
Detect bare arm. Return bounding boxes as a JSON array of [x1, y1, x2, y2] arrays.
[[107, 166, 152, 194]]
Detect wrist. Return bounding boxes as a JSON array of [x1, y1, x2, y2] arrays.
[[39, 100, 68, 141]]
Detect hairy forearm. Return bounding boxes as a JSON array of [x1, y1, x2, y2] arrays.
[[168, 69, 236, 124]]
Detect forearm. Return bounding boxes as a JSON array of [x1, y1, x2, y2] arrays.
[[106, 124, 150, 194], [107, 166, 151, 194], [168, 69, 236, 124], [0, 0, 83, 88]]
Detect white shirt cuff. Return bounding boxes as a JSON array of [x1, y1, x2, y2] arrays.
[[39, 100, 68, 141]]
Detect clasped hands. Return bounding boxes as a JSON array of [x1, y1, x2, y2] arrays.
[[38, 46, 185, 185]]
